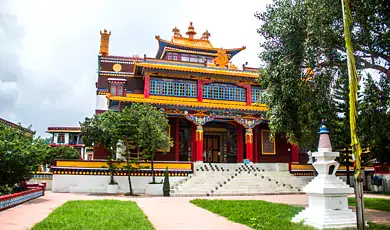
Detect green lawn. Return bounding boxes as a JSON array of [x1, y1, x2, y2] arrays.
[[32, 200, 154, 230], [191, 199, 314, 230], [191, 199, 390, 230], [348, 197, 390, 212]]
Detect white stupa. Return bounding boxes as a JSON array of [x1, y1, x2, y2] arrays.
[[292, 123, 357, 229]]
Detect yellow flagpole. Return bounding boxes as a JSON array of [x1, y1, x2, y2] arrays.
[[341, 0, 365, 228]]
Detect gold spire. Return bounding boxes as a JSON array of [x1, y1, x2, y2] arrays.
[[185, 22, 197, 39], [99, 29, 111, 56]]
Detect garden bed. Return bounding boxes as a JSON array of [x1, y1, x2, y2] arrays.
[[0, 186, 45, 212]]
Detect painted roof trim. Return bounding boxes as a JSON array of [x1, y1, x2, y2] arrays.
[[155, 36, 245, 60]]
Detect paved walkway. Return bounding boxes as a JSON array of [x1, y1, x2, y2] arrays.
[[0, 192, 388, 230]]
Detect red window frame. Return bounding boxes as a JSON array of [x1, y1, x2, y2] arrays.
[[110, 84, 124, 96]]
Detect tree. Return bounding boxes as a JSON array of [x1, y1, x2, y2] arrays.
[[359, 75, 390, 163], [135, 103, 172, 184], [80, 110, 120, 185], [0, 124, 48, 195], [45, 146, 80, 167], [255, 0, 390, 147], [114, 106, 142, 196]]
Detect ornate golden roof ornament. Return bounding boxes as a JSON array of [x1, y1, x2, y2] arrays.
[[185, 22, 197, 39], [172, 27, 182, 38], [201, 30, 210, 40], [213, 49, 229, 68], [99, 29, 111, 56]]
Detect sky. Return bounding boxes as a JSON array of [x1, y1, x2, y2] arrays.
[[0, 0, 273, 137]]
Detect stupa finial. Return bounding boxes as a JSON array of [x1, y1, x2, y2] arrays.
[[318, 119, 332, 151]]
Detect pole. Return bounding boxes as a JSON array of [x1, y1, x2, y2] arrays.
[[341, 0, 365, 229]]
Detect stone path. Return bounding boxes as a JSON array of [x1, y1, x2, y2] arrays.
[[0, 192, 388, 230]]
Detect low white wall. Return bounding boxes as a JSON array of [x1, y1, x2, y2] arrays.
[[52, 175, 186, 194]]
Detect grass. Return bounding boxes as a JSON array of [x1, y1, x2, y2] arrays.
[[191, 199, 314, 230], [191, 199, 390, 230], [349, 197, 390, 212], [31, 200, 154, 230]]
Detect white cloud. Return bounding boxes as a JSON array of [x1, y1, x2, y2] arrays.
[[1, 0, 272, 136]]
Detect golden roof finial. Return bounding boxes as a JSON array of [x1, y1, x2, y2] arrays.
[[172, 26, 182, 38], [185, 22, 197, 39], [99, 29, 111, 56], [201, 30, 211, 40]]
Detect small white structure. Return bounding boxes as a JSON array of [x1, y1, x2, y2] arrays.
[[292, 124, 357, 229]]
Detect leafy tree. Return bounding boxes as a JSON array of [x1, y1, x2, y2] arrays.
[[114, 106, 141, 196], [359, 75, 390, 163], [45, 146, 80, 167], [135, 103, 172, 184], [0, 124, 48, 195], [80, 110, 120, 185], [255, 0, 390, 147], [114, 103, 172, 193]]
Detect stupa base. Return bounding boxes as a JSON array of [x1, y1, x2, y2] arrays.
[[292, 207, 357, 229]]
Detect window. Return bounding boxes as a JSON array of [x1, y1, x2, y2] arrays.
[[202, 83, 246, 101], [150, 78, 197, 97], [167, 52, 178, 61], [58, 134, 65, 144], [251, 87, 264, 103], [261, 130, 275, 155], [181, 54, 190, 62], [110, 85, 124, 96]]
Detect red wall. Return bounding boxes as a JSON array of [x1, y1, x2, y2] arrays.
[[94, 142, 109, 159], [155, 118, 176, 161], [256, 124, 292, 163]]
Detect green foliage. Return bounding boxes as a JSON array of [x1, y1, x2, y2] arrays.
[[31, 200, 155, 230], [45, 146, 80, 166], [255, 0, 390, 148], [348, 197, 390, 212], [359, 75, 390, 163], [163, 167, 170, 196], [80, 110, 120, 184], [191, 199, 313, 230], [0, 124, 49, 195]]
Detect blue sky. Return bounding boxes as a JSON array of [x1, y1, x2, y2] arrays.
[[0, 0, 273, 136]]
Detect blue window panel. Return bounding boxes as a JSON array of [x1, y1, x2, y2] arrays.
[[251, 87, 264, 103], [150, 77, 197, 98], [202, 83, 246, 102]]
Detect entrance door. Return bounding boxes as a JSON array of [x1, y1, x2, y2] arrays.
[[204, 135, 220, 163]]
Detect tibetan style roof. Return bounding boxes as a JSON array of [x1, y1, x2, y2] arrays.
[[0, 117, 35, 136], [107, 94, 267, 112], [133, 59, 258, 79], [155, 22, 245, 59]]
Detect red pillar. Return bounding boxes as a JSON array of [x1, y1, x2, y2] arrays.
[[191, 124, 197, 162], [246, 85, 252, 106], [174, 118, 180, 161], [197, 80, 203, 102], [245, 128, 253, 162], [196, 125, 203, 162], [254, 127, 259, 163], [292, 143, 299, 163], [237, 125, 243, 163], [144, 75, 150, 98]]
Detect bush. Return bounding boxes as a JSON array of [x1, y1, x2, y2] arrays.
[[163, 167, 170, 196], [0, 124, 48, 195]]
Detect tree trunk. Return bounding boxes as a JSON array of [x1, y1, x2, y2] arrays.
[[151, 152, 155, 183], [127, 174, 133, 196], [355, 173, 365, 229], [346, 161, 350, 185]]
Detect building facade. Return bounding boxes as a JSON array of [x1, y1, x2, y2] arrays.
[[47, 127, 92, 160], [94, 23, 307, 163]]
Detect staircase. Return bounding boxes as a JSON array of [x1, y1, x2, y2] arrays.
[[171, 163, 311, 196]]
